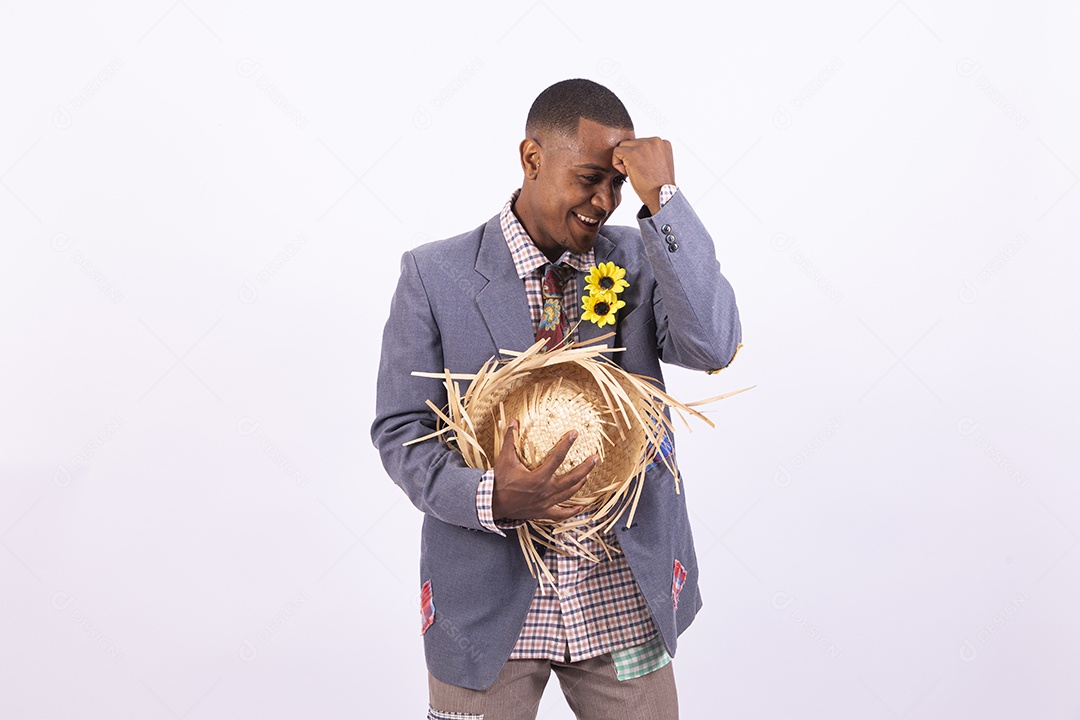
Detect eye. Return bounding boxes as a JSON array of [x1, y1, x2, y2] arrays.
[[613, 175, 627, 187], [580, 175, 600, 184]]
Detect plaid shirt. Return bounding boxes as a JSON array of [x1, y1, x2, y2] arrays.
[[474, 188, 676, 664]]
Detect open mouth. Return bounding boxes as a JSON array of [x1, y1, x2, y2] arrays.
[[572, 211, 601, 230]]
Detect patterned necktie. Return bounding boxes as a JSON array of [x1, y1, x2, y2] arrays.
[[536, 263, 571, 350]]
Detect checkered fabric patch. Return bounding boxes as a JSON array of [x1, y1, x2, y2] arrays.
[[672, 560, 687, 610], [428, 709, 482, 720], [611, 633, 673, 681], [420, 580, 435, 636]]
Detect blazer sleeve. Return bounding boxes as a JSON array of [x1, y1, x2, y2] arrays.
[[370, 250, 488, 531], [635, 190, 742, 371]]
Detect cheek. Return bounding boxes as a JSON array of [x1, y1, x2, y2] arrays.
[[569, 187, 593, 209], [552, 190, 577, 216]]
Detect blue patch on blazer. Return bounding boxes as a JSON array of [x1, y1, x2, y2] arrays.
[[646, 432, 673, 468]]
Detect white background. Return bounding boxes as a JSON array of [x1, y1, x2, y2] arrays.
[[2, 1, 1077, 718]]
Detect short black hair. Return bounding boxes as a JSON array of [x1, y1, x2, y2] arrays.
[[525, 79, 633, 139]]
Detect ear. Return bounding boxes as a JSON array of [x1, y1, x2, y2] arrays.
[[520, 138, 542, 180]]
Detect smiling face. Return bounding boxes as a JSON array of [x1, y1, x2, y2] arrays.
[[514, 117, 635, 262]]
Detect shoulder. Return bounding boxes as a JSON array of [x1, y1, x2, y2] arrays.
[[395, 215, 501, 299], [410, 217, 490, 260], [406, 215, 498, 275]]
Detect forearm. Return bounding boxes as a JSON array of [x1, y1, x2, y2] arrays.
[[370, 250, 489, 531], [636, 190, 742, 371]]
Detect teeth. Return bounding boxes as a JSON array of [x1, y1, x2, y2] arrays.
[[575, 212, 598, 225]]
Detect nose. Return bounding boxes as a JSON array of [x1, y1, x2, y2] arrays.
[[592, 184, 618, 216]]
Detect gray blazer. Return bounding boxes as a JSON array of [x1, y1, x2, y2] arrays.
[[371, 191, 741, 690]]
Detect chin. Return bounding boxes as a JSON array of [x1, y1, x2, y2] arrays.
[[566, 234, 594, 255]]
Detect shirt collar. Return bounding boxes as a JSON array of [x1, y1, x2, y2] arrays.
[[500, 189, 595, 280]]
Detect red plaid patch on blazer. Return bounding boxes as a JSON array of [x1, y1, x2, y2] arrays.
[[420, 580, 435, 635], [672, 560, 688, 610]]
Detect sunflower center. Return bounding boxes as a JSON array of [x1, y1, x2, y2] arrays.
[[599, 276, 614, 290], [594, 301, 611, 315]]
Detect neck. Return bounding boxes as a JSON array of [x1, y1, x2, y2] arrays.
[[513, 186, 562, 263]]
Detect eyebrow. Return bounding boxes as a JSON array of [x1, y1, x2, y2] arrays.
[[574, 163, 627, 179]]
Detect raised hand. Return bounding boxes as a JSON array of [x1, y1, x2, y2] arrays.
[[611, 137, 676, 216]]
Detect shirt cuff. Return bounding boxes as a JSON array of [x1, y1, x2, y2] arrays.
[[476, 469, 525, 535], [659, 184, 678, 207]]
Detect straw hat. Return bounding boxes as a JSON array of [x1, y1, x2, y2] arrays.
[[406, 330, 750, 589]]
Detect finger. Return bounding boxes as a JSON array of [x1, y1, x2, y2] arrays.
[[556, 452, 598, 482], [611, 147, 628, 175], [536, 455, 598, 520], [537, 458, 595, 518], [552, 455, 597, 496], [539, 490, 592, 520], [538, 502, 587, 522], [534, 429, 578, 478]]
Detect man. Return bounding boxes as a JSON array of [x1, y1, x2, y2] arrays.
[[372, 79, 741, 719]]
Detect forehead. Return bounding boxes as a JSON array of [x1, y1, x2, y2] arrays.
[[548, 118, 635, 165]]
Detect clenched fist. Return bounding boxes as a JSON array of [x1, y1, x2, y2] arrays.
[[612, 137, 676, 216]]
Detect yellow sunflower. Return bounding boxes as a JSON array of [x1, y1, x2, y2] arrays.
[[585, 262, 629, 297], [581, 293, 626, 327]]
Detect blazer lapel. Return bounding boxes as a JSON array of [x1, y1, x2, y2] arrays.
[[474, 216, 535, 356], [575, 232, 616, 361]]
